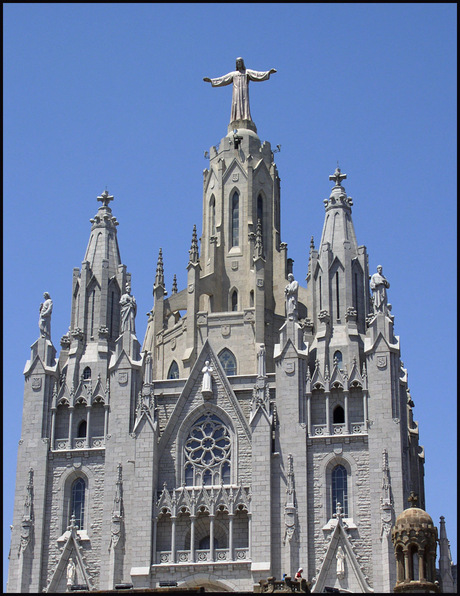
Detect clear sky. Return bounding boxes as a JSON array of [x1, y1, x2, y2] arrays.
[[3, 3, 456, 589]]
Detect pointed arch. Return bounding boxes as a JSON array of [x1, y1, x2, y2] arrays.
[[231, 289, 238, 312], [209, 195, 216, 238], [333, 405, 345, 424], [218, 348, 237, 376], [167, 360, 180, 380]]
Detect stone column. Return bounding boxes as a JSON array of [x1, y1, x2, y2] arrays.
[[209, 514, 215, 561], [418, 549, 425, 581], [404, 550, 410, 580], [171, 516, 176, 563], [152, 517, 158, 565], [50, 407, 56, 450], [363, 390, 368, 429], [248, 513, 252, 558], [68, 406, 74, 449], [306, 395, 312, 436], [190, 516, 196, 562], [103, 404, 109, 443], [85, 405, 91, 448], [228, 513, 234, 561], [325, 392, 330, 435], [343, 390, 349, 433]]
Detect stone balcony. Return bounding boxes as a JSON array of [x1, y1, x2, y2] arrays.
[[53, 436, 105, 451], [310, 422, 367, 438], [156, 547, 249, 565]]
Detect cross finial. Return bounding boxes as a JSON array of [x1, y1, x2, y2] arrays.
[[408, 491, 418, 507], [329, 167, 347, 187], [97, 189, 114, 207]]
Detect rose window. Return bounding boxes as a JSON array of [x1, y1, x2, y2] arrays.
[[184, 413, 231, 486]]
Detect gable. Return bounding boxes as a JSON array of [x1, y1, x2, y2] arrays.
[[157, 339, 251, 487]]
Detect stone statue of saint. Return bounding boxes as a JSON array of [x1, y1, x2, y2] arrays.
[[39, 292, 53, 339], [204, 57, 276, 123], [66, 558, 76, 586], [257, 344, 266, 378], [201, 360, 213, 393], [336, 546, 345, 578], [119, 283, 137, 333], [285, 274, 299, 320], [370, 265, 390, 313]]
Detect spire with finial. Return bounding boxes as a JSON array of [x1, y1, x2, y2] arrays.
[[97, 189, 114, 208], [172, 274, 178, 294], [154, 248, 165, 288], [189, 225, 199, 264], [329, 166, 347, 188], [254, 218, 264, 259]]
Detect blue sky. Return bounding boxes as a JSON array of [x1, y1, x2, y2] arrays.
[[4, 3, 456, 588]]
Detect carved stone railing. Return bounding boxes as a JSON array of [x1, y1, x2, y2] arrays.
[[55, 439, 70, 450], [310, 423, 366, 437], [54, 437, 105, 451], [234, 548, 249, 560], [73, 438, 86, 449], [333, 424, 346, 435], [156, 548, 249, 565], [176, 550, 191, 563], [312, 424, 327, 436], [351, 422, 365, 434]]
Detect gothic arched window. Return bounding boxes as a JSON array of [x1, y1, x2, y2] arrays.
[[332, 464, 348, 517], [231, 290, 238, 312], [83, 367, 91, 380], [333, 405, 345, 424], [184, 412, 231, 487], [71, 477, 86, 530], [167, 361, 179, 380], [218, 349, 237, 376], [209, 196, 216, 237], [231, 192, 239, 247], [77, 420, 87, 438], [333, 351, 343, 370]]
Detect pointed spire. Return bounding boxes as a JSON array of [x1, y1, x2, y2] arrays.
[[254, 218, 264, 259], [310, 235, 315, 252], [172, 274, 178, 294], [189, 225, 199, 264], [154, 248, 165, 288]]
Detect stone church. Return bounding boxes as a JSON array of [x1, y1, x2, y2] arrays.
[[7, 60, 455, 593]]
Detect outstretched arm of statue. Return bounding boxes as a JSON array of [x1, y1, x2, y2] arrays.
[[205, 72, 234, 87]]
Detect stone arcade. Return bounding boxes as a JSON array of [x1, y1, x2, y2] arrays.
[[7, 60, 454, 593]]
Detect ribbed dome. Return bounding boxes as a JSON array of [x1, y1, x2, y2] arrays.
[[394, 506, 435, 528]]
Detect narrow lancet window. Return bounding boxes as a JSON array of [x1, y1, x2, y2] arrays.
[[231, 192, 239, 247], [336, 272, 340, 319], [231, 290, 238, 311], [332, 464, 348, 517], [71, 477, 86, 530], [209, 196, 216, 237]]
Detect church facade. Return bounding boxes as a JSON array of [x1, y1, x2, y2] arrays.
[[7, 66, 440, 593]]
